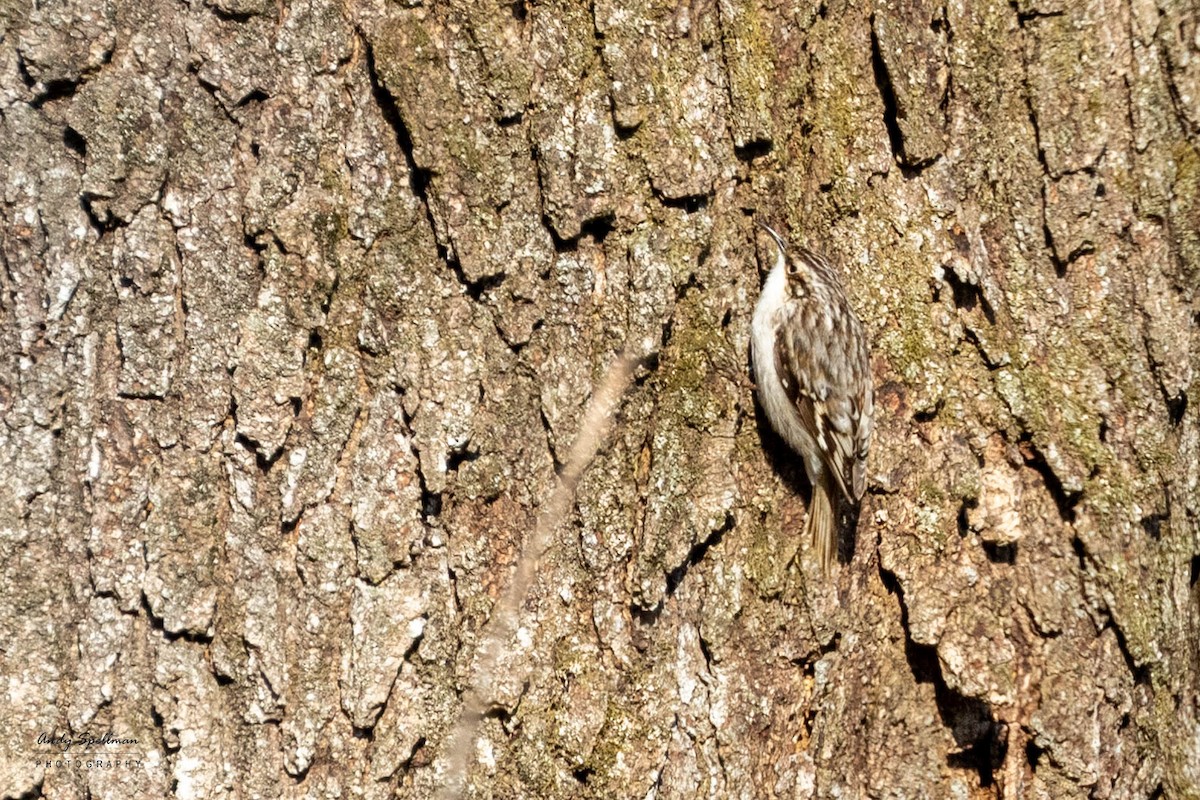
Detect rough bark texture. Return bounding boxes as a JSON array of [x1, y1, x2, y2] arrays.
[[1, 0, 1198, 798]]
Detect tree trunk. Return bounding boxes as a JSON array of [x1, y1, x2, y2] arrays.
[[1, 0, 1197, 797]]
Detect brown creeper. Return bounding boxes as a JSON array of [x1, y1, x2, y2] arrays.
[[751, 222, 874, 572]]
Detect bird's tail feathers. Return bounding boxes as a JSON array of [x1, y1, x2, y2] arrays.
[[806, 480, 837, 574]]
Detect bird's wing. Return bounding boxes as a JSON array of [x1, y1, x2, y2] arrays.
[[774, 298, 870, 502]]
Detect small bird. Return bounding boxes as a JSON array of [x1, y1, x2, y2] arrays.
[[750, 222, 874, 572]]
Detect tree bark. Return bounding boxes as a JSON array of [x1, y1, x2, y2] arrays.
[[1, 0, 1197, 797]]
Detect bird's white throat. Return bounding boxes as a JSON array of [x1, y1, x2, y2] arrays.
[[751, 258, 787, 385]]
